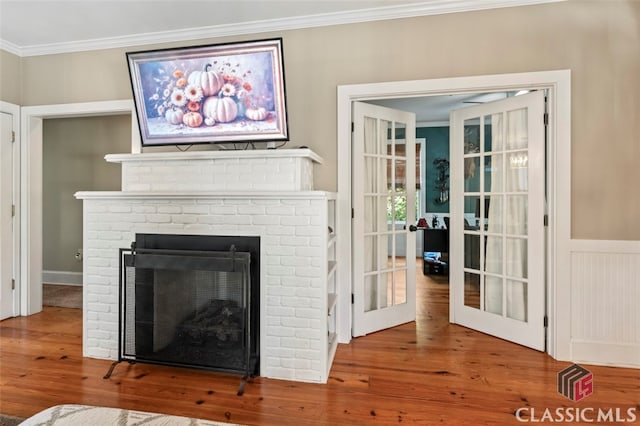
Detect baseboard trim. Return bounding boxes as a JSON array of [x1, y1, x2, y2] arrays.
[[42, 270, 83, 286], [571, 340, 640, 369]]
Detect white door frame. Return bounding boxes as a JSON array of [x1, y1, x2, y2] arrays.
[[0, 101, 21, 318], [19, 100, 138, 315], [337, 70, 571, 361]]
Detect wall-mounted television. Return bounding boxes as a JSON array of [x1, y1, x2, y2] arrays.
[[126, 38, 289, 147]]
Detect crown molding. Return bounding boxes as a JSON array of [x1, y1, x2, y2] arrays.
[[0, 39, 22, 56], [3, 0, 565, 57]]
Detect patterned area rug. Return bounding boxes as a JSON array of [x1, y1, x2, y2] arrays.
[[0, 414, 24, 426], [43, 284, 82, 309], [20, 404, 239, 425]]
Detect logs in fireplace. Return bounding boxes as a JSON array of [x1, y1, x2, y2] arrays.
[[106, 234, 260, 394]]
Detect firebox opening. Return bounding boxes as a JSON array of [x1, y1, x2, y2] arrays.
[[119, 234, 260, 378]]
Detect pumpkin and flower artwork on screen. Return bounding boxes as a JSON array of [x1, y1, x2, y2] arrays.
[[149, 60, 269, 128], [127, 39, 289, 145]]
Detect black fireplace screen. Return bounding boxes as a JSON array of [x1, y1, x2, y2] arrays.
[[118, 234, 259, 378]]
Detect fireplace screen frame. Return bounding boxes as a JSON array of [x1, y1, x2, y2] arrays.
[[117, 236, 259, 379]]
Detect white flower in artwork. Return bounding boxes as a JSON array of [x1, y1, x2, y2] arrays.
[[220, 83, 236, 97], [170, 89, 187, 107], [184, 85, 204, 102]]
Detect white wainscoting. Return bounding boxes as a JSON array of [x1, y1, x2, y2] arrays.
[[42, 270, 83, 286], [570, 239, 640, 368]]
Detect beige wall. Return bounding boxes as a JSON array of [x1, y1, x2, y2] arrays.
[[0, 50, 22, 104], [42, 115, 131, 273], [4, 0, 640, 240]]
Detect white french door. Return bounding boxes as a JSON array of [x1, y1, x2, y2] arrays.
[[352, 101, 417, 336], [449, 91, 546, 350], [0, 111, 16, 320]]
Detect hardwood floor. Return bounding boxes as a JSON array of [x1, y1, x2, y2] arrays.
[[1, 265, 638, 425]]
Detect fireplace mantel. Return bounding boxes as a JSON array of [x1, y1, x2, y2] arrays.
[[104, 148, 323, 164], [75, 191, 331, 200]]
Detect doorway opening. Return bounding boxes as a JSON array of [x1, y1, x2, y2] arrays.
[[41, 115, 131, 310], [336, 70, 571, 361], [358, 92, 517, 292], [19, 100, 136, 316]]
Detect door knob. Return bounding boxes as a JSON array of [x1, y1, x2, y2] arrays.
[[408, 224, 418, 232]]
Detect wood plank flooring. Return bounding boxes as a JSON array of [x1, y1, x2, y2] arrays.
[[1, 266, 638, 425]]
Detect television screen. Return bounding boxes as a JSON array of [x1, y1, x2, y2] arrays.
[[126, 38, 289, 147]]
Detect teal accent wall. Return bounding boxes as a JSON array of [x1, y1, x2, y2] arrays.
[[417, 126, 449, 213]]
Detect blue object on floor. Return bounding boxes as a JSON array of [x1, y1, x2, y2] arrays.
[[423, 251, 448, 274], [424, 251, 440, 260]]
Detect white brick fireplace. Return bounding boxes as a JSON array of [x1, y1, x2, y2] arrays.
[[76, 149, 338, 383]]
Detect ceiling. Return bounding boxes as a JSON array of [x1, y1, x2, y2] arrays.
[[0, 0, 422, 48], [369, 92, 512, 123]]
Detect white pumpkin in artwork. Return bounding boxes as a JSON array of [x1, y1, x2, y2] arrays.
[[245, 106, 268, 121], [164, 108, 184, 125], [187, 64, 224, 97], [202, 96, 238, 123]]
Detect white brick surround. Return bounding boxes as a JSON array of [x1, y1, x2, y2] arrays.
[[76, 149, 337, 383], [107, 149, 319, 192]]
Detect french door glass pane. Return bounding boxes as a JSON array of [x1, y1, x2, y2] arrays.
[[506, 195, 527, 235], [364, 117, 378, 154], [391, 268, 407, 305], [386, 192, 394, 223], [506, 237, 528, 279], [382, 119, 391, 147], [364, 275, 376, 312], [464, 195, 479, 228], [490, 112, 504, 151], [364, 156, 378, 192], [464, 157, 480, 192], [486, 195, 502, 232], [485, 276, 503, 315], [364, 195, 377, 233], [464, 272, 480, 309], [379, 271, 390, 309], [506, 151, 528, 192], [394, 122, 406, 145], [393, 233, 403, 261], [506, 280, 528, 322], [485, 236, 503, 274], [485, 154, 503, 193], [464, 118, 481, 154], [394, 158, 406, 191], [484, 115, 493, 152], [394, 193, 406, 223], [364, 236, 377, 272], [506, 108, 528, 150], [464, 234, 480, 270]]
